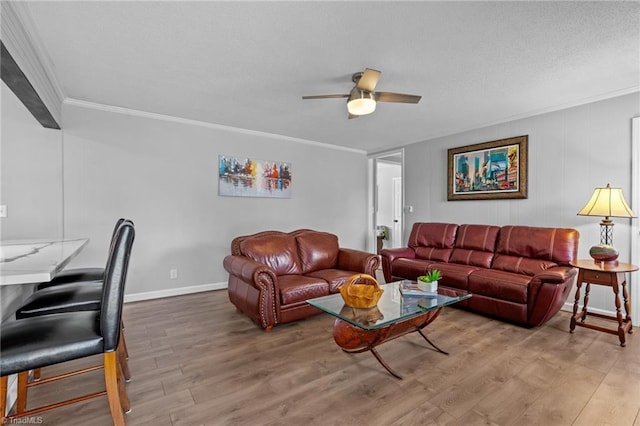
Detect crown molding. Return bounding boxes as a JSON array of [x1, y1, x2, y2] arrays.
[[63, 98, 367, 155], [1, 1, 65, 126], [397, 87, 640, 150]]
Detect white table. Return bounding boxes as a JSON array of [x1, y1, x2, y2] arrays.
[[0, 238, 89, 285]]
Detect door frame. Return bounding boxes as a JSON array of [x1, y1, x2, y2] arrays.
[[631, 117, 639, 325], [368, 149, 404, 254]]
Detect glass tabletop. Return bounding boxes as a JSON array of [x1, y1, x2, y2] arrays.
[[306, 281, 470, 330]]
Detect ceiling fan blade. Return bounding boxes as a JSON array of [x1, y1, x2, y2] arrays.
[[348, 113, 359, 120], [302, 94, 349, 100], [375, 92, 422, 104], [357, 68, 381, 92]]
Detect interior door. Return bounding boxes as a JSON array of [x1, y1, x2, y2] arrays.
[[392, 177, 402, 248]]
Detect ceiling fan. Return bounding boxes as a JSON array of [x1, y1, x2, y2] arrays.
[[302, 68, 421, 119]]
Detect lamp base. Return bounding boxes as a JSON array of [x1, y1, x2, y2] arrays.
[[589, 244, 619, 265]]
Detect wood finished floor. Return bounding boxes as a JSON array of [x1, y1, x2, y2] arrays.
[[24, 290, 640, 426]]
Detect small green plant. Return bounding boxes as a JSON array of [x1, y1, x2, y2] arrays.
[[417, 269, 442, 283]]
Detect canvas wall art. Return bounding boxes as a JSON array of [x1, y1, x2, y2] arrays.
[[218, 155, 292, 198]]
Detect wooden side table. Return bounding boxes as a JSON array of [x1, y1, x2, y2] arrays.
[[570, 259, 638, 346]]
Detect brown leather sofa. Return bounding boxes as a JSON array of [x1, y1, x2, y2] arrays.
[[381, 222, 579, 327], [223, 229, 380, 331]]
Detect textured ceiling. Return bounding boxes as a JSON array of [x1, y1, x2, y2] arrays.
[[23, 1, 640, 153]]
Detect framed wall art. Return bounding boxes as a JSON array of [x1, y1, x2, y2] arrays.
[[447, 135, 528, 201], [219, 155, 292, 198]]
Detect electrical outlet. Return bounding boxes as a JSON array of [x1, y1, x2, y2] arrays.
[[170, 269, 178, 279]]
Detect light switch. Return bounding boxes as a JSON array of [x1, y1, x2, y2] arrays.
[[0, 205, 7, 218]]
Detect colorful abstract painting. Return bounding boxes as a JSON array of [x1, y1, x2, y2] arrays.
[[218, 155, 292, 198]]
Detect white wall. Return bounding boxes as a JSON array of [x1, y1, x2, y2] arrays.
[[0, 82, 63, 320], [403, 92, 639, 313], [60, 102, 369, 299]]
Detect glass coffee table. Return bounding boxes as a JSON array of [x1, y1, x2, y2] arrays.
[[307, 281, 470, 379]]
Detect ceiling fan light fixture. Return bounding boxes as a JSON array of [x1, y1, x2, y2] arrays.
[[347, 90, 376, 116]]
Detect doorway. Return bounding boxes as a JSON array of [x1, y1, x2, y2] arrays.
[[371, 150, 404, 254]]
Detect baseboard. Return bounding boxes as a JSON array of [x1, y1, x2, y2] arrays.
[[124, 282, 228, 303]]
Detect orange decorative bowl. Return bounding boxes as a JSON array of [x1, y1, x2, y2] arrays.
[[338, 274, 384, 308]]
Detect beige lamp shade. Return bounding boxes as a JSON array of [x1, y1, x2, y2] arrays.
[[577, 184, 635, 262], [577, 184, 636, 219]]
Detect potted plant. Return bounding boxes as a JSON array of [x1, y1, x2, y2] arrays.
[[417, 269, 442, 292]]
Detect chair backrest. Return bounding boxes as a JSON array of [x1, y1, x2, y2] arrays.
[[100, 220, 135, 351], [112, 218, 126, 237]]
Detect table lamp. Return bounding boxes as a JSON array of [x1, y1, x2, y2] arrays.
[[577, 183, 636, 264]]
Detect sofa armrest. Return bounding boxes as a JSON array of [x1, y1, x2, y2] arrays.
[[532, 266, 577, 284], [379, 247, 416, 282], [527, 266, 577, 327], [223, 255, 278, 286], [337, 248, 380, 276], [223, 255, 280, 330]]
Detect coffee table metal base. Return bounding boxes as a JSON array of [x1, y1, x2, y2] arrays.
[[332, 308, 447, 379]]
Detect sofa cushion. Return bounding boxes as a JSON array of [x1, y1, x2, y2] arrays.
[[278, 275, 329, 305], [240, 234, 302, 275], [496, 226, 578, 266], [428, 262, 478, 291], [468, 269, 531, 304], [407, 223, 457, 262], [305, 269, 360, 293], [449, 224, 500, 268], [295, 231, 339, 273]]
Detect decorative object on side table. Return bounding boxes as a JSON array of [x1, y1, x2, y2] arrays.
[[577, 183, 636, 264], [338, 274, 384, 308], [417, 269, 442, 293], [376, 225, 389, 254]]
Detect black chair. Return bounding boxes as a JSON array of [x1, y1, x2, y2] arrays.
[[34, 218, 125, 291], [16, 281, 103, 318], [15, 219, 133, 381], [0, 221, 135, 425], [17, 218, 127, 317]]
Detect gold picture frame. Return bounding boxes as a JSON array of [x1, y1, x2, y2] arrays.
[[447, 135, 528, 201]]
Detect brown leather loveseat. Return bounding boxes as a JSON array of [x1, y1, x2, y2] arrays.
[[381, 222, 579, 327], [223, 229, 380, 331]]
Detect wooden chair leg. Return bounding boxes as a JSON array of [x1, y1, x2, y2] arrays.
[[117, 334, 131, 382], [1, 375, 7, 419], [16, 372, 28, 414], [117, 361, 130, 413], [121, 323, 129, 360], [104, 352, 125, 426], [33, 368, 41, 381]]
